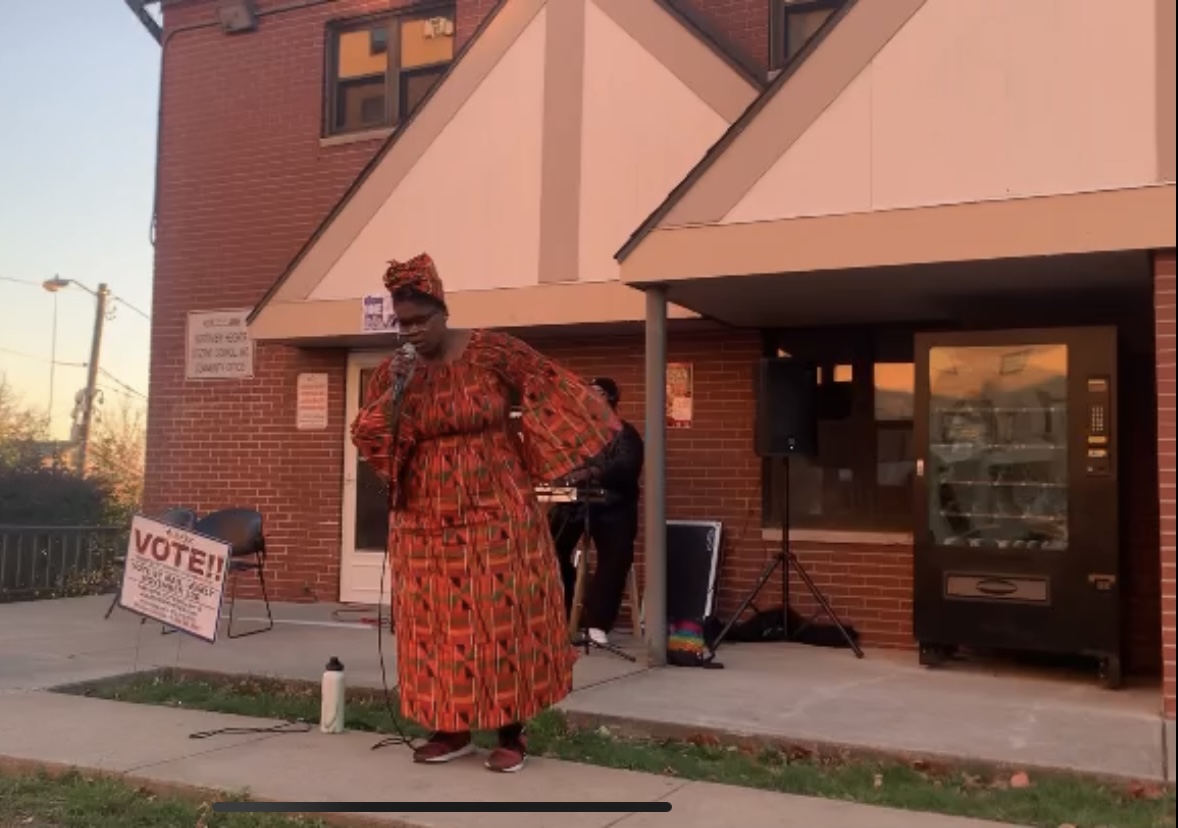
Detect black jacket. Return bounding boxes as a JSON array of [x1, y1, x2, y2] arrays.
[[586, 419, 644, 508]]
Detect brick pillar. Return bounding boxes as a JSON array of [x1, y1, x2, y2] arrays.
[[1156, 249, 1177, 718]]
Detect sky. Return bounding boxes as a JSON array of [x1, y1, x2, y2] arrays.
[[0, 2, 160, 439]]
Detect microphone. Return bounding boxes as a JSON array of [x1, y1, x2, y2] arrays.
[[391, 342, 417, 402]]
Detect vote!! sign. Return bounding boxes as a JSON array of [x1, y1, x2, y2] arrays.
[[119, 515, 233, 643]]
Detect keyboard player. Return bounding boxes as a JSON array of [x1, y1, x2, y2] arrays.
[[548, 378, 644, 646]]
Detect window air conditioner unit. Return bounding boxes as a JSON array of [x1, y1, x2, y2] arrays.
[[422, 16, 455, 38]]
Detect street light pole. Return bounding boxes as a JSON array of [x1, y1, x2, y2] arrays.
[[77, 283, 110, 475]]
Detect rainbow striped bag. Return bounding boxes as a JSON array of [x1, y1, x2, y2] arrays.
[[667, 619, 724, 669]]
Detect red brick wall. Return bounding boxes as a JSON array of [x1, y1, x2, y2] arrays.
[[1156, 250, 1177, 718], [532, 330, 915, 649], [679, 0, 770, 72]]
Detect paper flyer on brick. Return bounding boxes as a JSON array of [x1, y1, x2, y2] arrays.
[[119, 515, 232, 643]]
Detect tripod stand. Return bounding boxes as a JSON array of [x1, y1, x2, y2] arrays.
[[712, 454, 863, 658], [567, 498, 636, 664]]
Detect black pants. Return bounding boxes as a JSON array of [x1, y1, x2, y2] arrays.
[[548, 503, 638, 633]]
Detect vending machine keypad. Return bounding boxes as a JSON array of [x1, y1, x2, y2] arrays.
[[1086, 376, 1111, 475]]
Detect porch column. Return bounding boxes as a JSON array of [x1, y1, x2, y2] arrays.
[[644, 285, 668, 667]]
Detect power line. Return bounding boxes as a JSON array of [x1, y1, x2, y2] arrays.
[[0, 346, 87, 368], [1, 276, 151, 321], [111, 296, 151, 322], [98, 369, 148, 401]]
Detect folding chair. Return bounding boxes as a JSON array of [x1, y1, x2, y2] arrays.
[[193, 508, 273, 639]]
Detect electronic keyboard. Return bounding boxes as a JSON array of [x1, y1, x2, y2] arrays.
[[534, 485, 608, 504]]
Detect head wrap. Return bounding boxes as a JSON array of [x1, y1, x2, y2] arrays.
[[383, 253, 445, 305]]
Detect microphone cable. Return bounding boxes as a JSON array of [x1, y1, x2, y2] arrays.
[[370, 346, 420, 753]]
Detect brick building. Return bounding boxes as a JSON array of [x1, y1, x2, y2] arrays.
[[139, 0, 1175, 732]]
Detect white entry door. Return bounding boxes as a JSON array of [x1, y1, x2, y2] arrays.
[[340, 350, 394, 605]]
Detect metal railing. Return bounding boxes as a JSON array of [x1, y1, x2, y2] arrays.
[[0, 525, 125, 602]]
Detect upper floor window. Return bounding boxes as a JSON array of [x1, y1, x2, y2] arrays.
[[770, 0, 843, 71], [325, 6, 456, 137]]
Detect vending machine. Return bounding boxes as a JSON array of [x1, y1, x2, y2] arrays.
[[912, 326, 1122, 687]]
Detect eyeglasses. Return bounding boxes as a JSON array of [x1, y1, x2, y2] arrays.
[[397, 309, 439, 332]]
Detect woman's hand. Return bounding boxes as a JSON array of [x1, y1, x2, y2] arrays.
[[562, 467, 595, 486]]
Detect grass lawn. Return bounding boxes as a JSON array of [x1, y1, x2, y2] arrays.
[[64, 669, 1175, 828], [0, 769, 326, 828]]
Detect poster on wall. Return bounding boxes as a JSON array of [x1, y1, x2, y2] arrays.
[[361, 294, 400, 334], [118, 515, 232, 643], [186, 309, 253, 380], [667, 362, 693, 429], [296, 373, 329, 430]]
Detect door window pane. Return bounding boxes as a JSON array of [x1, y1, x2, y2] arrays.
[[927, 345, 1069, 551], [355, 368, 389, 551]]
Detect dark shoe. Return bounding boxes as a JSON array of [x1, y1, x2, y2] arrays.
[[485, 731, 527, 773], [413, 731, 474, 764]]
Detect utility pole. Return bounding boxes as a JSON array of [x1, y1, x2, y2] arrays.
[[77, 283, 110, 475]]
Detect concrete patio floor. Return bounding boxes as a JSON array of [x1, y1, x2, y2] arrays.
[[1, 595, 1169, 783]]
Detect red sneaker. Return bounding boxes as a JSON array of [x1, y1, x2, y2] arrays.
[[485, 732, 527, 773], [412, 731, 474, 764]]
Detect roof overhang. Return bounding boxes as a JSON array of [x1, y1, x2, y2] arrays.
[[247, 0, 759, 342], [250, 279, 700, 345], [623, 184, 1177, 288]]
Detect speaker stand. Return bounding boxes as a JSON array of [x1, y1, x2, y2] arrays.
[[711, 455, 864, 658]]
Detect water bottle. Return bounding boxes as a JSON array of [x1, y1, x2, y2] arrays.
[[320, 656, 345, 734]]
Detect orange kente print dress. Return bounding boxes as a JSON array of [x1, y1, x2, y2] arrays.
[[349, 329, 620, 732]]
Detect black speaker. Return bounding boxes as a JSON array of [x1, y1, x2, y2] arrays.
[[755, 358, 818, 457]]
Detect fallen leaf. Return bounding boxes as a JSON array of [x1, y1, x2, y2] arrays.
[[873, 773, 883, 789], [788, 746, 814, 763], [1010, 771, 1031, 789], [1126, 782, 1166, 800]]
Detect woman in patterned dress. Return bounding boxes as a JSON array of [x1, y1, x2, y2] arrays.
[[350, 253, 620, 773]]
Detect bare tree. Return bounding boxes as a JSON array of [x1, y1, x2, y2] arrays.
[[88, 395, 146, 521], [0, 374, 50, 470]]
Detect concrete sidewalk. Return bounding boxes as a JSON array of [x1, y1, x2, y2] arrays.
[[1, 595, 1166, 782], [0, 689, 1024, 828]]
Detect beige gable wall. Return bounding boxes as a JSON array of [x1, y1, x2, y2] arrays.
[[721, 0, 1165, 228]]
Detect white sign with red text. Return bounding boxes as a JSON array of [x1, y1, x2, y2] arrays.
[[119, 515, 232, 643]]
